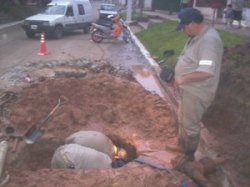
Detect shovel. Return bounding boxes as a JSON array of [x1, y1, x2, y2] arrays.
[[23, 97, 66, 144]]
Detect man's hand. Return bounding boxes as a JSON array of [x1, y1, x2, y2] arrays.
[[175, 71, 213, 86]]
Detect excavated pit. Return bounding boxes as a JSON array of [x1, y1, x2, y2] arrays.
[[6, 135, 137, 171], [0, 62, 224, 187]]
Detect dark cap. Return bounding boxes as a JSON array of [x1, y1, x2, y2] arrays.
[[176, 8, 204, 31]]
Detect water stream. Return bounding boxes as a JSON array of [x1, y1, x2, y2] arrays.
[[132, 65, 166, 99]]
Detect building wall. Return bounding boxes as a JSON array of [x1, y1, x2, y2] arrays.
[[116, 0, 152, 9], [152, 0, 181, 12], [243, 8, 250, 26], [144, 0, 152, 10]]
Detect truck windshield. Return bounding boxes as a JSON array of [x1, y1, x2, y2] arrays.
[[43, 5, 66, 15], [100, 4, 116, 11]]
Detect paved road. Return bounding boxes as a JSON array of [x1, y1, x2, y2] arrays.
[[0, 1, 147, 77]]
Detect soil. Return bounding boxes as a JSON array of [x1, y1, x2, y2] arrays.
[[0, 61, 191, 187], [203, 43, 250, 187], [0, 43, 249, 187], [0, 5, 250, 185]]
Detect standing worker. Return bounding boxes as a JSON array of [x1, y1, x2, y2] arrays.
[[165, 8, 223, 161], [231, 0, 245, 28], [224, 4, 234, 28]]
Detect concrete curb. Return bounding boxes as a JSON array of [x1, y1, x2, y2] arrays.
[[127, 26, 161, 72], [0, 21, 22, 30]]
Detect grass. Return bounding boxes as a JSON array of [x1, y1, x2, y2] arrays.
[[135, 20, 250, 66], [120, 11, 148, 22], [219, 30, 250, 47]]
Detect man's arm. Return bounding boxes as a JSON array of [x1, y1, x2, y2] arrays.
[[175, 71, 213, 86]]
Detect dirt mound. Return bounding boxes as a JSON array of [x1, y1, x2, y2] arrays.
[[0, 65, 191, 187], [1, 43, 250, 186]]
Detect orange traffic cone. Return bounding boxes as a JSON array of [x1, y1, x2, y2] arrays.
[[38, 32, 48, 55]]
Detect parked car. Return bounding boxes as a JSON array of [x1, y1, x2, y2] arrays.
[[22, 0, 93, 39], [99, 3, 118, 20]]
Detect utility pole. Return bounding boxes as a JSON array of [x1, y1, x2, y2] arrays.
[[139, 0, 144, 19], [126, 0, 132, 23], [193, 0, 197, 7]]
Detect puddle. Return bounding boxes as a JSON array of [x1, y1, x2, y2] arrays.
[[132, 64, 178, 110], [132, 65, 166, 99]]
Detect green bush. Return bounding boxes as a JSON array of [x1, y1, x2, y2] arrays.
[[0, 4, 40, 20]]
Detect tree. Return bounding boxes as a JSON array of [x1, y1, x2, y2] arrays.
[[0, 0, 26, 7]]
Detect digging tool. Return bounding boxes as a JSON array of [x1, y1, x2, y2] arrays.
[[12, 138, 19, 153], [2, 126, 23, 153], [23, 97, 67, 144], [133, 158, 188, 187]]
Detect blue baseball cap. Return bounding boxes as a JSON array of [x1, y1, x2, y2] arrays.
[[176, 8, 204, 31]]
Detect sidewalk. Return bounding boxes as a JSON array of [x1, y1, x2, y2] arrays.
[[138, 10, 250, 37], [2, 10, 250, 37]]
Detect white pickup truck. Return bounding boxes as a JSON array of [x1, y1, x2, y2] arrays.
[[22, 0, 93, 39]]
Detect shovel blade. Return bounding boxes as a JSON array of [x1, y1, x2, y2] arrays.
[[23, 125, 44, 144]]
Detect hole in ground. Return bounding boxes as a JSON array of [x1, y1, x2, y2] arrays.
[[6, 134, 138, 171], [109, 134, 137, 162], [7, 138, 64, 171]]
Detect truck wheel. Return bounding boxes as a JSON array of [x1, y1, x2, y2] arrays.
[[83, 25, 90, 34], [26, 31, 35, 38], [54, 25, 63, 39]]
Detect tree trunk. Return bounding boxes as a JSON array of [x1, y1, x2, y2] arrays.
[[132, 0, 136, 19]]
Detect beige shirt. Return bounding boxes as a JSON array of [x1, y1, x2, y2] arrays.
[[175, 26, 223, 103]]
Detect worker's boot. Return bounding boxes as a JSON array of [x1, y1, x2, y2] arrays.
[[179, 135, 200, 161], [172, 155, 212, 187]]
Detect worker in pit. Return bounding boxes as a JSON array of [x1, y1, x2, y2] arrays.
[[51, 131, 127, 169]]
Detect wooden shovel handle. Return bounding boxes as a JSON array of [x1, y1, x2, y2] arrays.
[[47, 102, 60, 116], [38, 102, 60, 126], [38, 96, 68, 126]]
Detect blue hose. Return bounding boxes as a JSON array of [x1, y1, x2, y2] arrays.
[[133, 158, 188, 187]]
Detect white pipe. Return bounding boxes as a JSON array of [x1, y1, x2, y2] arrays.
[[0, 141, 8, 178]]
